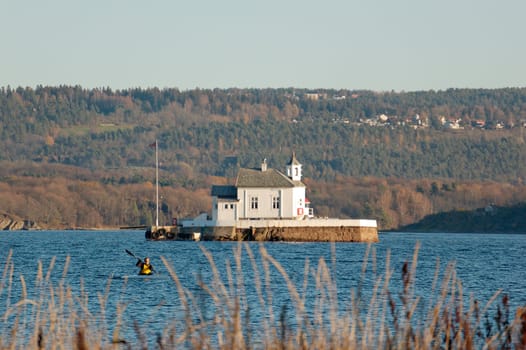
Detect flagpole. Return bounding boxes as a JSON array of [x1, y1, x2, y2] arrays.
[[155, 139, 159, 227]]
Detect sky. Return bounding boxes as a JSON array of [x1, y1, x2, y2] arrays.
[[1, 0, 525, 92]]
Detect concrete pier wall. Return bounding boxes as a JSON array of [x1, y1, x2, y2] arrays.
[[232, 225, 378, 242], [181, 224, 378, 242]]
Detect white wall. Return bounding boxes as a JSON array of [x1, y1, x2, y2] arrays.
[[237, 187, 300, 219], [215, 200, 237, 225], [291, 186, 306, 218], [235, 218, 377, 229]]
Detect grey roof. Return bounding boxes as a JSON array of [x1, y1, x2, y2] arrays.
[[287, 152, 301, 166], [236, 168, 304, 188], [211, 185, 237, 199]]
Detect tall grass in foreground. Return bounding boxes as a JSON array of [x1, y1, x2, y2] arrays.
[[1, 243, 525, 349]]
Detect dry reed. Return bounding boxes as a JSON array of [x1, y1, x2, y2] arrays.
[[0, 244, 525, 349]]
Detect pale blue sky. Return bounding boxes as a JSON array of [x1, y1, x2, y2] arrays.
[[1, 0, 525, 91]]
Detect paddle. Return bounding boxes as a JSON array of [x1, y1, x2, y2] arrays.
[[125, 249, 141, 261]]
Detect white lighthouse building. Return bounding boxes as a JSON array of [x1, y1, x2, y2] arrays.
[[176, 153, 378, 242], [208, 153, 310, 226]]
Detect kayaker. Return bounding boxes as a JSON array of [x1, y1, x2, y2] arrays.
[[136, 257, 154, 275]]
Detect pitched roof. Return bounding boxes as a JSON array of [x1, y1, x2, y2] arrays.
[[211, 185, 237, 199], [236, 168, 304, 188]]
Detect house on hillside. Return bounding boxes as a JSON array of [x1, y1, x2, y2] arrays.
[[441, 116, 462, 129]]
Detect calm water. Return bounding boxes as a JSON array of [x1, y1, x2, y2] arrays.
[[1, 230, 525, 345]]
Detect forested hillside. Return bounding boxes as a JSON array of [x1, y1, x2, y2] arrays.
[[1, 86, 526, 230]]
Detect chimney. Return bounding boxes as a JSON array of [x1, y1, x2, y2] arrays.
[[261, 158, 267, 172]]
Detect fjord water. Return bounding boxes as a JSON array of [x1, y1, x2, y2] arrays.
[[1, 230, 525, 343]]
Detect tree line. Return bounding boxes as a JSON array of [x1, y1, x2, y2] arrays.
[[1, 86, 526, 230], [2, 120, 524, 182], [2, 161, 526, 230], [3, 85, 526, 126], [1, 86, 526, 181]]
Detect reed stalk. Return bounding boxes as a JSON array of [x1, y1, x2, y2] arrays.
[[0, 244, 525, 350]]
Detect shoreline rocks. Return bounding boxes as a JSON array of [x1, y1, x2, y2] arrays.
[[0, 213, 41, 230]]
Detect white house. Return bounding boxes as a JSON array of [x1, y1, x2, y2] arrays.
[[174, 153, 377, 242], [209, 153, 310, 226]]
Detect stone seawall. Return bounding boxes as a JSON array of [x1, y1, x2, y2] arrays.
[[190, 225, 378, 242]]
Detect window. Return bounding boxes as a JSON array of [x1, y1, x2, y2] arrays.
[[272, 196, 280, 209], [230, 204, 234, 209], [224, 204, 229, 209], [251, 197, 258, 209]]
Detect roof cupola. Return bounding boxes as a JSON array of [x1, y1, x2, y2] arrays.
[[286, 152, 302, 181]]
